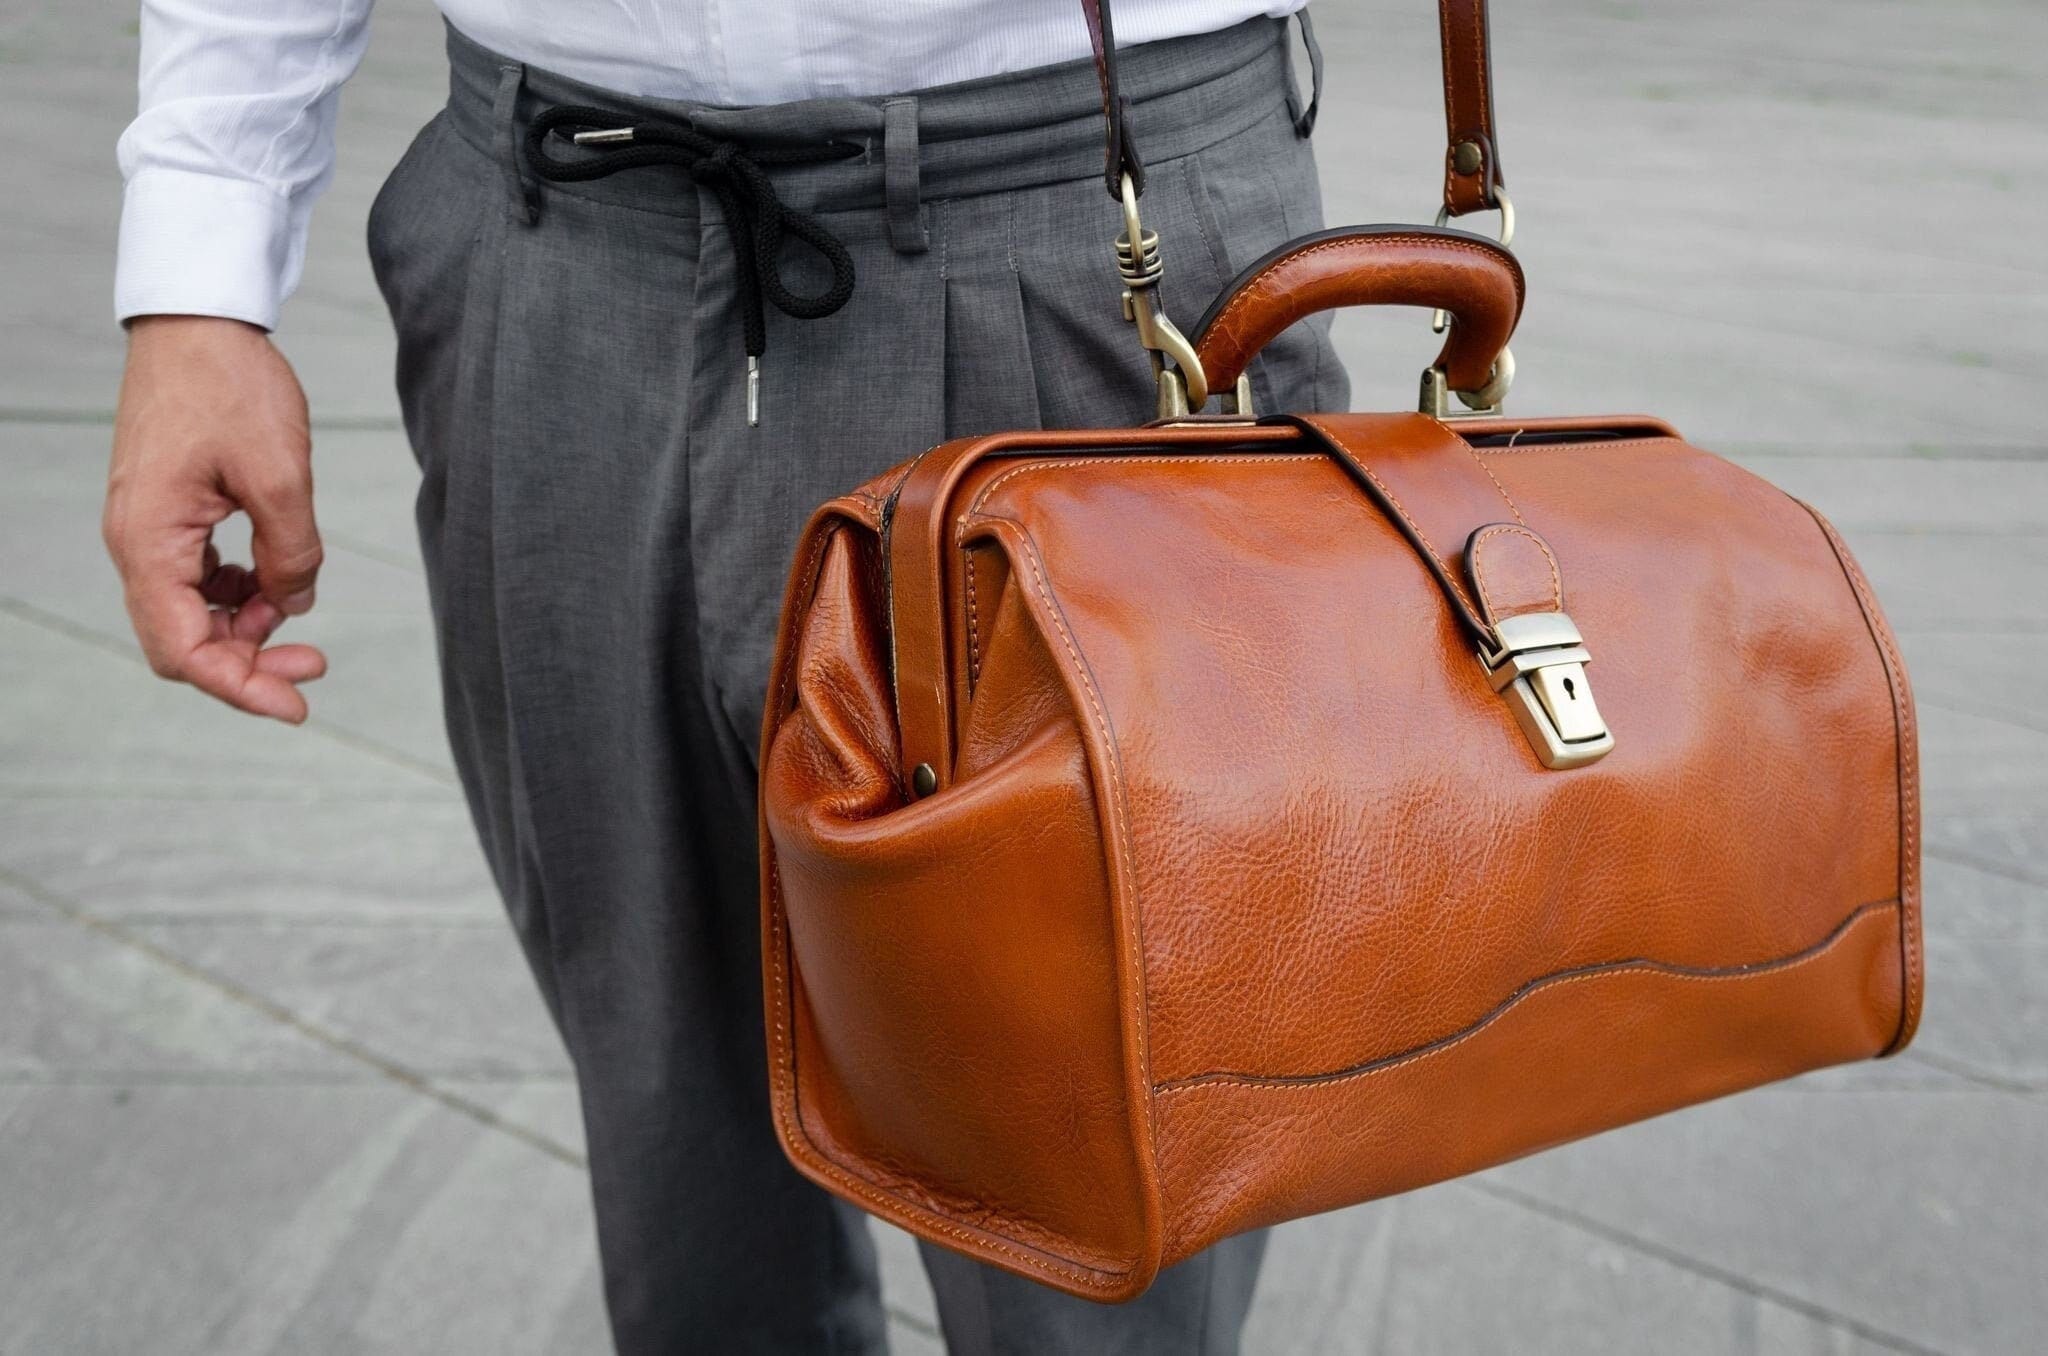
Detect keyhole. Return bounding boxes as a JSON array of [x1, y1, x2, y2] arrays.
[[1562, 675, 1577, 700]]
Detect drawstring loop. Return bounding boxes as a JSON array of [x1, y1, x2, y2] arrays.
[[524, 104, 862, 424]]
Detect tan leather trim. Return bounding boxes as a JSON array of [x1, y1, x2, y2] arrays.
[[1153, 898, 1900, 1095], [1800, 503, 1923, 1053]]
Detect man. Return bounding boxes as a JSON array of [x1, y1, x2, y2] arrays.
[[105, 1, 1346, 1350]]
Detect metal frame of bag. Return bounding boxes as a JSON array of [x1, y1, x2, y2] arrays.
[[757, 0, 1922, 1303]]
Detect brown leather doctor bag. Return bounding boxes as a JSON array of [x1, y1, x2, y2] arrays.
[[758, 0, 1920, 1301]]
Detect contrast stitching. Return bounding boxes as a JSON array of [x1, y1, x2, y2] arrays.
[[963, 546, 982, 685], [1473, 436, 1682, 456], [1438, 7, 1460, 205], [761, 522, 1128, 1289], [966, 453, 1325, 519], [1153, 899, 1900, 1097], [1469, 522, 1561, 623], [1466, 444, 1526, 524]]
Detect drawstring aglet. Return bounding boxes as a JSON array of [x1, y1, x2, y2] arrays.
[[571, 127, 636, 146], [747, 356, 761, 427]]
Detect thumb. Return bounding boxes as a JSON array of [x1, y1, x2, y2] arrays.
[[236, 459, 324, 616]]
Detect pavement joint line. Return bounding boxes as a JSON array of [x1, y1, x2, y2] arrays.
[[1724, 444, 2048, 461], [1836, 526, 2048, 538], [0, 1069, 576, 1086], [1547, 278, 2048, 374], [1923, 844, 2048, 890], [1916, 688, 2048, 737], [1898, 1049, 2043, 1096], [1458, 1178, 1949, 1356], [0, 406, 405, 432], [68, 912, 506, 928], [0, 594, 461, 789], [0, 785, 458, 802], [0, 859, 586, 1169]]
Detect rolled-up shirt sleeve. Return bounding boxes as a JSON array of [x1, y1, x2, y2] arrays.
[[115, 0, 376, 329]]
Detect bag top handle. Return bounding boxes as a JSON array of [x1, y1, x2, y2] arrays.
[[1080, 0, 1505, 217]]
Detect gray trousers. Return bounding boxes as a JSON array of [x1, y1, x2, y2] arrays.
[[367, 16, 1347, 1354]]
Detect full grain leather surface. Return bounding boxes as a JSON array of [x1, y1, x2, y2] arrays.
[[759, 413, 1921, 1301]]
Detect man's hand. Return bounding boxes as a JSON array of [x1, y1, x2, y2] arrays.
[[104, 315, 328, 723]]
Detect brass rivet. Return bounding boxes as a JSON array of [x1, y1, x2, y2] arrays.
[[911, 763, 938, 798], [1453, 140, 1484, 176]]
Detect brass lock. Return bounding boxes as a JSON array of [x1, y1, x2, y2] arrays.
[[1479, 611, 1615, 769]]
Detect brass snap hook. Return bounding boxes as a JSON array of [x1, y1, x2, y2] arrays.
[[1113, 172, 1209, 417]]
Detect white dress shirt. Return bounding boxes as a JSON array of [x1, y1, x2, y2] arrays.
[[116, 0, 1306, 330]]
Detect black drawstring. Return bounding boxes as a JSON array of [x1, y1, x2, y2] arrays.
[[524, 104, 862, 423]]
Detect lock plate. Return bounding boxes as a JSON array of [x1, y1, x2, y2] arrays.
[[1480, 612, 1615, 770]]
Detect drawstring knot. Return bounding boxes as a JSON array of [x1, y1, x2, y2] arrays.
[[525, 104, 863, 424]]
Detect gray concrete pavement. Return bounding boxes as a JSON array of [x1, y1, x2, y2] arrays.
[[1, 2, 2042, 1352]]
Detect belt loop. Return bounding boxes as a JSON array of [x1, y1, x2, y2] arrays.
[[1287, 9, 1325, 138], [493, 63, 541, 225], [882, 97, 929, 255]]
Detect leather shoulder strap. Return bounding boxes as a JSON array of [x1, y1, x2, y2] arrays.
[[1081, 0, 1143, 197], [1438, 0, 1505, 215], [1080, 0, 1503, 216]]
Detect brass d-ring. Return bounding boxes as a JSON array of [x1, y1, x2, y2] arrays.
[[1434, 186, 1516, 246], [1462, 345, 1515, 411], [1432, 187, 1516, 334]]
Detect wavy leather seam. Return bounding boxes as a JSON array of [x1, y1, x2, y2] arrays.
[[1152, 898, 1901, 1096]]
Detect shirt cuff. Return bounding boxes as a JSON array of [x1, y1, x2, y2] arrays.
[[115, 167, 296, 331]]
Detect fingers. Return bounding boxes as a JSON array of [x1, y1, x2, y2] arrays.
[[108, 315, 328, 721], [123, 575, 326, 724], [235, 460, 324, 615], [179, 634, 317, 724]]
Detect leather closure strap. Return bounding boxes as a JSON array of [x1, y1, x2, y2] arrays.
[[1279, 413, 1559, 652], [1079, 0, 1501, 216]]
